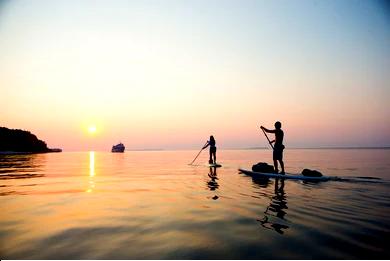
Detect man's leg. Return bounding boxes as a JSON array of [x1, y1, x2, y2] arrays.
[[273, 159, 279, 173], [279, 160, 285, 174]]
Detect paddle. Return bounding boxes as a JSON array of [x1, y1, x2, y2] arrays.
[[261, 127, 274, 150], [189, 141, 208, 165]]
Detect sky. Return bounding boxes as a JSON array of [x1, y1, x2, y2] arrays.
[[0, 0, 389, 150]]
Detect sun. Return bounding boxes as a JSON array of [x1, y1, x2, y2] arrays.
[[88, 125, 97, 134]]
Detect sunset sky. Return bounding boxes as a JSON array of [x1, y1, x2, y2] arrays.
[[1, 0, 389, 150]]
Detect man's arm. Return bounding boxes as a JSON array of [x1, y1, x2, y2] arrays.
[[260, 126, 276, 133]]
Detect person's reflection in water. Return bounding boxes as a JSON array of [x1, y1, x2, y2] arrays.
[[258, 178, 289, 234], [251, 176, 272, 188], [207, 167, 219, 200]]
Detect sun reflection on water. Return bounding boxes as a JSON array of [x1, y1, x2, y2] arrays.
[[89, 151, 95, 177], [87, 151, 95, 193]]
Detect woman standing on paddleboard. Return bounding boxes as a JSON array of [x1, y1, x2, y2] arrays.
[[203, 135, 217, 164]]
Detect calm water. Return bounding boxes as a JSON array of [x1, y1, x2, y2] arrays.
[[1, 149, 389, 259]]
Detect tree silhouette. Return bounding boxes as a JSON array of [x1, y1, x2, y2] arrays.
[[0, 127, 49, 152]]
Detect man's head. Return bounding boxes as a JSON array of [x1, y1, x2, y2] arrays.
[[274, 121, 282, 129]]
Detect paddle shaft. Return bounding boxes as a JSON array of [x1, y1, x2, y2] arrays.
[[261, 128, 274, 150], [189, 141, 208, 165]]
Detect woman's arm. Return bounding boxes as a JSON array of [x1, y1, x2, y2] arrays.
[[202, 141, 210, 149]]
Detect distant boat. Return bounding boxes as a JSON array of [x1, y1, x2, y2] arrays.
[[112, 143, 125, 153]]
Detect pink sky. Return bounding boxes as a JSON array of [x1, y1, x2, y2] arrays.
[[1, 1, 389, 150]]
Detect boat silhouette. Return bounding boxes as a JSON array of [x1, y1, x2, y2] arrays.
[[111, 143, 125, 153]]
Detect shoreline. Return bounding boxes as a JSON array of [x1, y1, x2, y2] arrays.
[[0, 148, 62, 155]]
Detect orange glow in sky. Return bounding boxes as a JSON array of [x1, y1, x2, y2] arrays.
[[0, 1, 389, 150]]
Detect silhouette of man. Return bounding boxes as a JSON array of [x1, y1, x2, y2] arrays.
[[261, 122, 285, 174]]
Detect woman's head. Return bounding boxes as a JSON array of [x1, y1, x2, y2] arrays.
[[210, 135, 215, 142], [274, 121, 282, 129]]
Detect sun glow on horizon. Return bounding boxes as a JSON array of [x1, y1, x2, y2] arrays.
[[0, 1, 389, 149]]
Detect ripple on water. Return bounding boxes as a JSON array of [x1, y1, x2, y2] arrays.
[[1, 150, 390, 259]]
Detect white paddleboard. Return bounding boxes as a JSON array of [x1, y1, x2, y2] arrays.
[[239, 168, 335, 181]]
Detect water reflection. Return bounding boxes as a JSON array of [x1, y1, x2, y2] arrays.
[[0, 154, 44, 179], [89, 151, 95, 177], [86, 151, 95, 193], [207, 167, 219, 200], [251, 176, 272, 188], [0, 150, 389, 259], [257, 178, 290, 234]]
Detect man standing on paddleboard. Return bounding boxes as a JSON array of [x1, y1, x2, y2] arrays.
[[202, 135, 217, 164], [261, 122, 285, 174]]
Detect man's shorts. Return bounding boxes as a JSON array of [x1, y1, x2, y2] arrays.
[[273, 145, 284, 161]]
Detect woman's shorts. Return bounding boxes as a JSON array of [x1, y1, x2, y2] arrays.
[[210, 146, 217, 154]]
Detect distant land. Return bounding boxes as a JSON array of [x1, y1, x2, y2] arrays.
[[0, 127, 61, 154], [287, 147, 390, 150], [124, 146, 390, 151], [125, 146, 390, 151], [235, 146, 390, 150], [127, 148, 165, 151]]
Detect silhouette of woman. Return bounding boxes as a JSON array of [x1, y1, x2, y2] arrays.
[[202, 135, 217, 164]]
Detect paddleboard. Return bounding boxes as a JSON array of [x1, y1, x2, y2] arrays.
[[209, 163, 222, 168], [239, 168, 334, 181]]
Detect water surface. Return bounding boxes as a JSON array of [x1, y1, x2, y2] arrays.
[[1, 149, 389, 259]]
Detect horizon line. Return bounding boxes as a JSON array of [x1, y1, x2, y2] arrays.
[[55, 146, 390, 152]]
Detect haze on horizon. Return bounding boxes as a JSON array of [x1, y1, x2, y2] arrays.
[[1, 0, 389, 151]]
